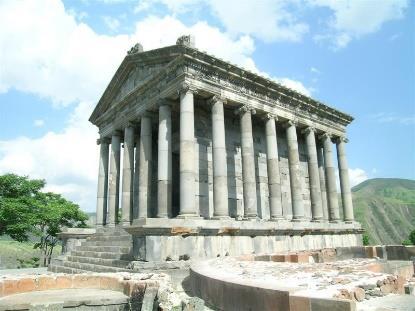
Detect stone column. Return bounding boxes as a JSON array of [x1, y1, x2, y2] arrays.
[[264, 114, 283, 219], [178, 83, 198, 218], [121, 125, 134, 225], [108, 132, 121, 227], [336, 137, 354, 222], [303, 127, 323, 221], [317, 145, 329, 221], [209, 95, 229, 218], [157, 102, 172, 218], [238, 105, 257, 219], [320, 133, 340, 222], [132, 133, 140, 220], [96, 137, 109, 227], [138, 115, 152, 219], [285, 120, 304, 221]]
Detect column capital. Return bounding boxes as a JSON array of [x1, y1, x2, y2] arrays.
[[318, 132, 332, 140], [235, 104, 256, 116], [262, 113, 278, 121], [335, 136, 349, 144], [112, 130, 123, 137], [282, 119, 298, 128], [178, 81, 197, 96], [126, 121, 137, 128], [301, 126, 316, 135], [97, 137, 111, 145], [207, 94, 227, 106], [157, 98, 173, 108]]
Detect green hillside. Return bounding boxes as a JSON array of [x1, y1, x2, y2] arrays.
[[352, 178, 415, 245]]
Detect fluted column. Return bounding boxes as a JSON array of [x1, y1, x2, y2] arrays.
[[121, 125, 134, 225], [303, 127, 323, 221], [96, 137, 110, 227], [178, 83, 198, 218], [336, 137, 354, 222], [320, 133, 340, 222], [138, 115, 152, 219], [157, 102, 172, 218], [264, 114, 283, 219], [132, 133, 140, 220], [317, 144, 329, 221], [108, 132, 121, 227], [210, 95, 229, 218], [285, 120, 304, 221], [239, 105, 257, 219]]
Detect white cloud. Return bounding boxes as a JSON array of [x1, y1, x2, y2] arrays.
[[370, 112, 415, 125], [348, 168, 369, 187], [310, 0, 409, 48], [102, 16, 121, 31], [0, 0, 312, 212], [134, 0, 309, 43], [274, 77, 313, 96], [0, 101, 98, 211], [34, 119, 45, 127]]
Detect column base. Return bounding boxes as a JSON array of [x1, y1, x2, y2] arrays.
[[291, 217, 305, 222], [212, 215, 232, 220], [176, 214, 203, 219], [106, 223, 116, 228], [311, 218, 324, 223], [270, 216, 285, 221], [121, 221, 132, 226], [243, 215, 259, 221], [344, 220, 354, 224], [329, 219, 340, 223]]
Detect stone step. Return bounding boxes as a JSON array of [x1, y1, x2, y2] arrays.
[[63, 260, 131, 273], [66, 255, 131, 268], [49, 264, 88, 274], [74, 245, 131, 253], [87, 235, 132, 242], [71, 250, 134, 261], [82, 240, 132, 247]]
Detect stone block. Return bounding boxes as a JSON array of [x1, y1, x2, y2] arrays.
[[36, 276, 57, 291], [254, 255, 270, 261], [17, 277, 36, 293], [3, 279, 19, 296], [290, 295, 310, 311], [141, 285, 158, 311], [72, 274, 101, 289], [100, 276, 123, 291], [183, 297, 205, 311], [270, 254, 288, 262], [55, 276, 72, 289]]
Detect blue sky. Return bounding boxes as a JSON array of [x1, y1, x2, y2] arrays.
[[0, 0, 414, 212]]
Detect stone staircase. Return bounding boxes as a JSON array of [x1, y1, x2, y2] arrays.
[[49, 226, 134, 273]]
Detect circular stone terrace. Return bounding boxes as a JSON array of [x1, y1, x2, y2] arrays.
[[190, 248, 415, 311]]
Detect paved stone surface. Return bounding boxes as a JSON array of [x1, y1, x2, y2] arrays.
[[0, 288, 128, 308], [357, 294, 415, 311], [0, 268, 49, 276], [193, 257, 410, 301]]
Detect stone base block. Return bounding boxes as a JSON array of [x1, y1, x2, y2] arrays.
[[131, 233, 362, 262]]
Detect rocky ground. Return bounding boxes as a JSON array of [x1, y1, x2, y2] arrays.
[[207, 257, 415, 305]]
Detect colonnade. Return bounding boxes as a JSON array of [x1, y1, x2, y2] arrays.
[[96, 86, 354, 227]]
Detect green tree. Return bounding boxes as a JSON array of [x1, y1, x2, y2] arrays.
[[362, 234, 370, 246], [409, 229, 415, 245], [32, 192, 88, 266], [0, 174, 88, 266]]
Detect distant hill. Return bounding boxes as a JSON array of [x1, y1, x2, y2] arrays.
[[352, 178, 415, 245]]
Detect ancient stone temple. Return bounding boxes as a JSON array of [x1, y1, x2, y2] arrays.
[[88, 35, 362, 263]]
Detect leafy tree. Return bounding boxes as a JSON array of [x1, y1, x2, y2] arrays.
[[32, 192, 88, 266], [409, 229, 415, 245], [0, 174, 44, 241], [0, 173, 88, 266], [362, 234, 370, 246]]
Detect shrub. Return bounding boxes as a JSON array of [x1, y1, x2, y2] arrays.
[[362, 234, 370, 246]]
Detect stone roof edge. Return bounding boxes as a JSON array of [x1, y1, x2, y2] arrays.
[[89, 44, 354, 125]]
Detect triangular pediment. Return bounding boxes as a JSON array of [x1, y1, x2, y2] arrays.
[[90, 46, 180, 124]]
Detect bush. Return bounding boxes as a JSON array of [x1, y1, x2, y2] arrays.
[[362, 234, 370, 246], [409, 230, 415, 245], [402, 239, 412, 246]]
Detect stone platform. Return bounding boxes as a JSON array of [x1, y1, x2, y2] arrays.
[[126, 218, 363, 262]]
